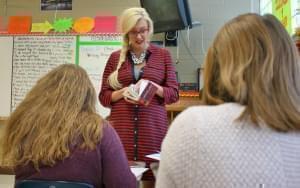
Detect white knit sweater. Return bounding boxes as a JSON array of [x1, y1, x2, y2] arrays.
[[156, 103, 300, 188]]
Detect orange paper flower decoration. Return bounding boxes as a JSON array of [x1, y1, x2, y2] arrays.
[[73, 17, 94, 33]]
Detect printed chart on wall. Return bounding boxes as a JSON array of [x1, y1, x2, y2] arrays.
[[12, 36, 76, 111], [76, 35, 122, 118]]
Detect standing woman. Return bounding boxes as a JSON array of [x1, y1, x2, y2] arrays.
[[99, 7, 179, 180]]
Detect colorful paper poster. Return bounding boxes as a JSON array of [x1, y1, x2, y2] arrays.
[[8, 16, 32, 34], [31, 21, 53, 33], [273, 0, 292, 33], [73, 17, 94, 33], [93, 16, 117, 33], [53, 18, 73, 32]]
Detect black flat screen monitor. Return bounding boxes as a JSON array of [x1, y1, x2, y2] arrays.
[[140, 0, 192, 33]]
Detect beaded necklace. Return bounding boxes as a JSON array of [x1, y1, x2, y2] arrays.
[[130, 51, 146, 65]]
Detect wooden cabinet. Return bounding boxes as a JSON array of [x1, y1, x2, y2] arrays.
[[166, 96, 202, 124]]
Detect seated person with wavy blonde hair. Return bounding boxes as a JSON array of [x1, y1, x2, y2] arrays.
[[156, 13, 300, 188], [1, 64, 136, 188]]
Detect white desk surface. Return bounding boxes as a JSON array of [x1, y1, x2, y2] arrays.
[[0, 175, 14, 188]]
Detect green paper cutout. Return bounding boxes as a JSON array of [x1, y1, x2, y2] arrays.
[[53, 18, 73, 32]]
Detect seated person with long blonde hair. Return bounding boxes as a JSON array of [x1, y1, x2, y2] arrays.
[[156, 13, 300, 188], [1, 64, 136, 188]]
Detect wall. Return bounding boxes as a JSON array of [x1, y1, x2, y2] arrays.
[[0, 120, 6, 164], [171, 0, 259, 82], [0, 0, 259, 83]]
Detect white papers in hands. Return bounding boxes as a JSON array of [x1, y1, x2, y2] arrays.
[[145, 153, 160, 161], [126, 84, 139, 99]]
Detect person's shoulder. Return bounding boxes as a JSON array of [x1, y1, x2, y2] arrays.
[[179, 102, 243, 118], [101, 120, 116, 136], [170, 103, 245, 131], [185, 103, 244, 117], [110, 49, 122, 57], [96, 121, 120, 149], [148, 44, 170, 54], [165, 103, 247, 155]]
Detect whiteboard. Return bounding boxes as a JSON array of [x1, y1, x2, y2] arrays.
[[0, 34, 122, 119], [78, 36, 122, 118], [0, 36, 13, 117]]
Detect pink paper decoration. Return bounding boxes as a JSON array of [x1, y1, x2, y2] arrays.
[[93, 16, 117, 33]]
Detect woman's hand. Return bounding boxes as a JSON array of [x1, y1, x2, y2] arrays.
[[111, 87, 128, 102], [123, 87, 139, 104], [123, 96, 139, 104]]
